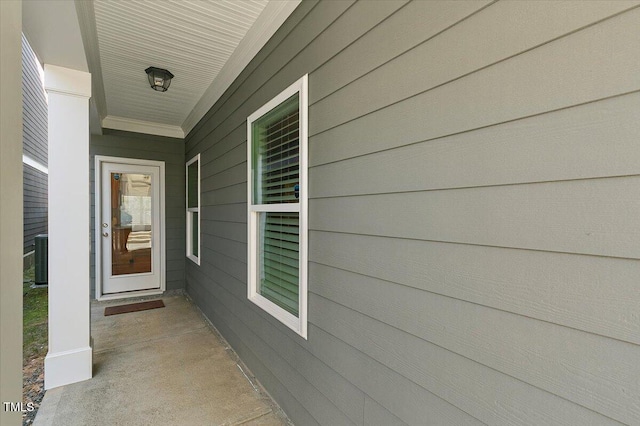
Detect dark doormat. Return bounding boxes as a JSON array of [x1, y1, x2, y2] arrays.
[[104, 299, 165, 316]]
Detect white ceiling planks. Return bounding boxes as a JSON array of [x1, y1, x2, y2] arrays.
[[92, 0, 272, 136]]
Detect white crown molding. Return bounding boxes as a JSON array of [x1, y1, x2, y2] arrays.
[[102, 116, 185, 139], [181, 0, 301, 137]]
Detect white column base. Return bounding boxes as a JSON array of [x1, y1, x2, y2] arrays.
[[44, 345, 93, 390]]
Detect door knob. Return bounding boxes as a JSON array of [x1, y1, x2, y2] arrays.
[[102, 223, 108, 228], [102, 232, 109, 237]]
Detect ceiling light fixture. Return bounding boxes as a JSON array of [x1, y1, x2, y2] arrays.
[[145, 67, 174, 92]]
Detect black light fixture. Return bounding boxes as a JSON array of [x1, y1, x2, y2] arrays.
[[145, 67, 174, 92]]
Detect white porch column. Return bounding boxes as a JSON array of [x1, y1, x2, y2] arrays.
[[44, 64, 93, 389]]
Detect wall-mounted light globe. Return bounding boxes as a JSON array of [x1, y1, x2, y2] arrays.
[[145, 67, 174, 92]]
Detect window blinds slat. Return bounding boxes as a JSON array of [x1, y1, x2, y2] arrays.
[[262, 197, 297, 203], [259, 128, 298, 149], [264, 243, 299, 264], [265, 216, 299, 226], [265, 216, 298, 226], [262, 283, 296, 301], [261, 188, 298, 198], [265, 231, 298, 244], [263, 239, 298, 254], [261, 136, 298, 154], [262, 274, 298, 294], [261, 171, 300, 187], [260, 113, 298, 140], [262, 111, 297, 128], [264, 248, 298, 260], [261, 179, 299, 194], [263, 150, 299, 168], [259, 124, 299, 150], [261, 284, 298, 315], [264, 266, 298, 286], [264, 251, 298, 268], [263, 153, 299, 168], [262, 277, 298, 300], [262, 279, 298, 300], [262, 143, 298, 164], [262, 169, 298, 181], [264, 232, 298, 242], [262, 175, 299, 186], [262, 142, 298, 161]]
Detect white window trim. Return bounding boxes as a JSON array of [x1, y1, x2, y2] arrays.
[[186, 154, 201, 265], [247, 74, 308, 339]]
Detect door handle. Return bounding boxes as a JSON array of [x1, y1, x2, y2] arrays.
[[102, 232, 109, 237]]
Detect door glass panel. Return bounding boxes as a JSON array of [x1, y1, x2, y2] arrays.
[[111, 172, 152, 276]]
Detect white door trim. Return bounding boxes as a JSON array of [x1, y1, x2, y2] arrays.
[[94, 155, 166, 300]]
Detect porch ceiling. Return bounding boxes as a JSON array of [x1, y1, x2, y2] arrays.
[[77, 0, 300, 138]]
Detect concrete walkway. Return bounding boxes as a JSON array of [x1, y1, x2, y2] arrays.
[[34, 294, 290, 426]]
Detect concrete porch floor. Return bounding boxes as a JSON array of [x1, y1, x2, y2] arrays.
[[34, 294, 291, 426]]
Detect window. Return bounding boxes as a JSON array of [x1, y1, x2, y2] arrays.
[[247, 75, 308, 338], [186, 154, 200, 264]]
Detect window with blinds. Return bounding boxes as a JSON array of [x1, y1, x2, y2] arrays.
[[247, 75, 308, 338]]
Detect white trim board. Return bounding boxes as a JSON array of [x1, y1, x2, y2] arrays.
[[102, 116, 185, 139], [23, 154, 48, 174]]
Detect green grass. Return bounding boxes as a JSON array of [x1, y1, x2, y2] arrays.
[[23, 265, 35, 294], [23, 265, 48, 360]]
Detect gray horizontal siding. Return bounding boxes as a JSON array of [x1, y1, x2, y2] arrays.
[[309, 265, 630, 425], [311, 176, 640, 259], [310, 92, 640, 197], [364, 396, 406, 426], [185, 1, 640, 425], [309, 1, 639, 138], [311, 231, 640, 346], [22, 34, 48, 166], [22, 35, 48, 255], [310, 7, 640, 166], [89, 130, 186, 298], [23, 165, 47, 254]]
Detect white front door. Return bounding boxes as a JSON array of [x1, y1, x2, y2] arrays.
[[99, 160, 163, 296]]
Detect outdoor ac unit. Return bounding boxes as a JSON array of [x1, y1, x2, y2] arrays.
[[35, 234, 48, 285]]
